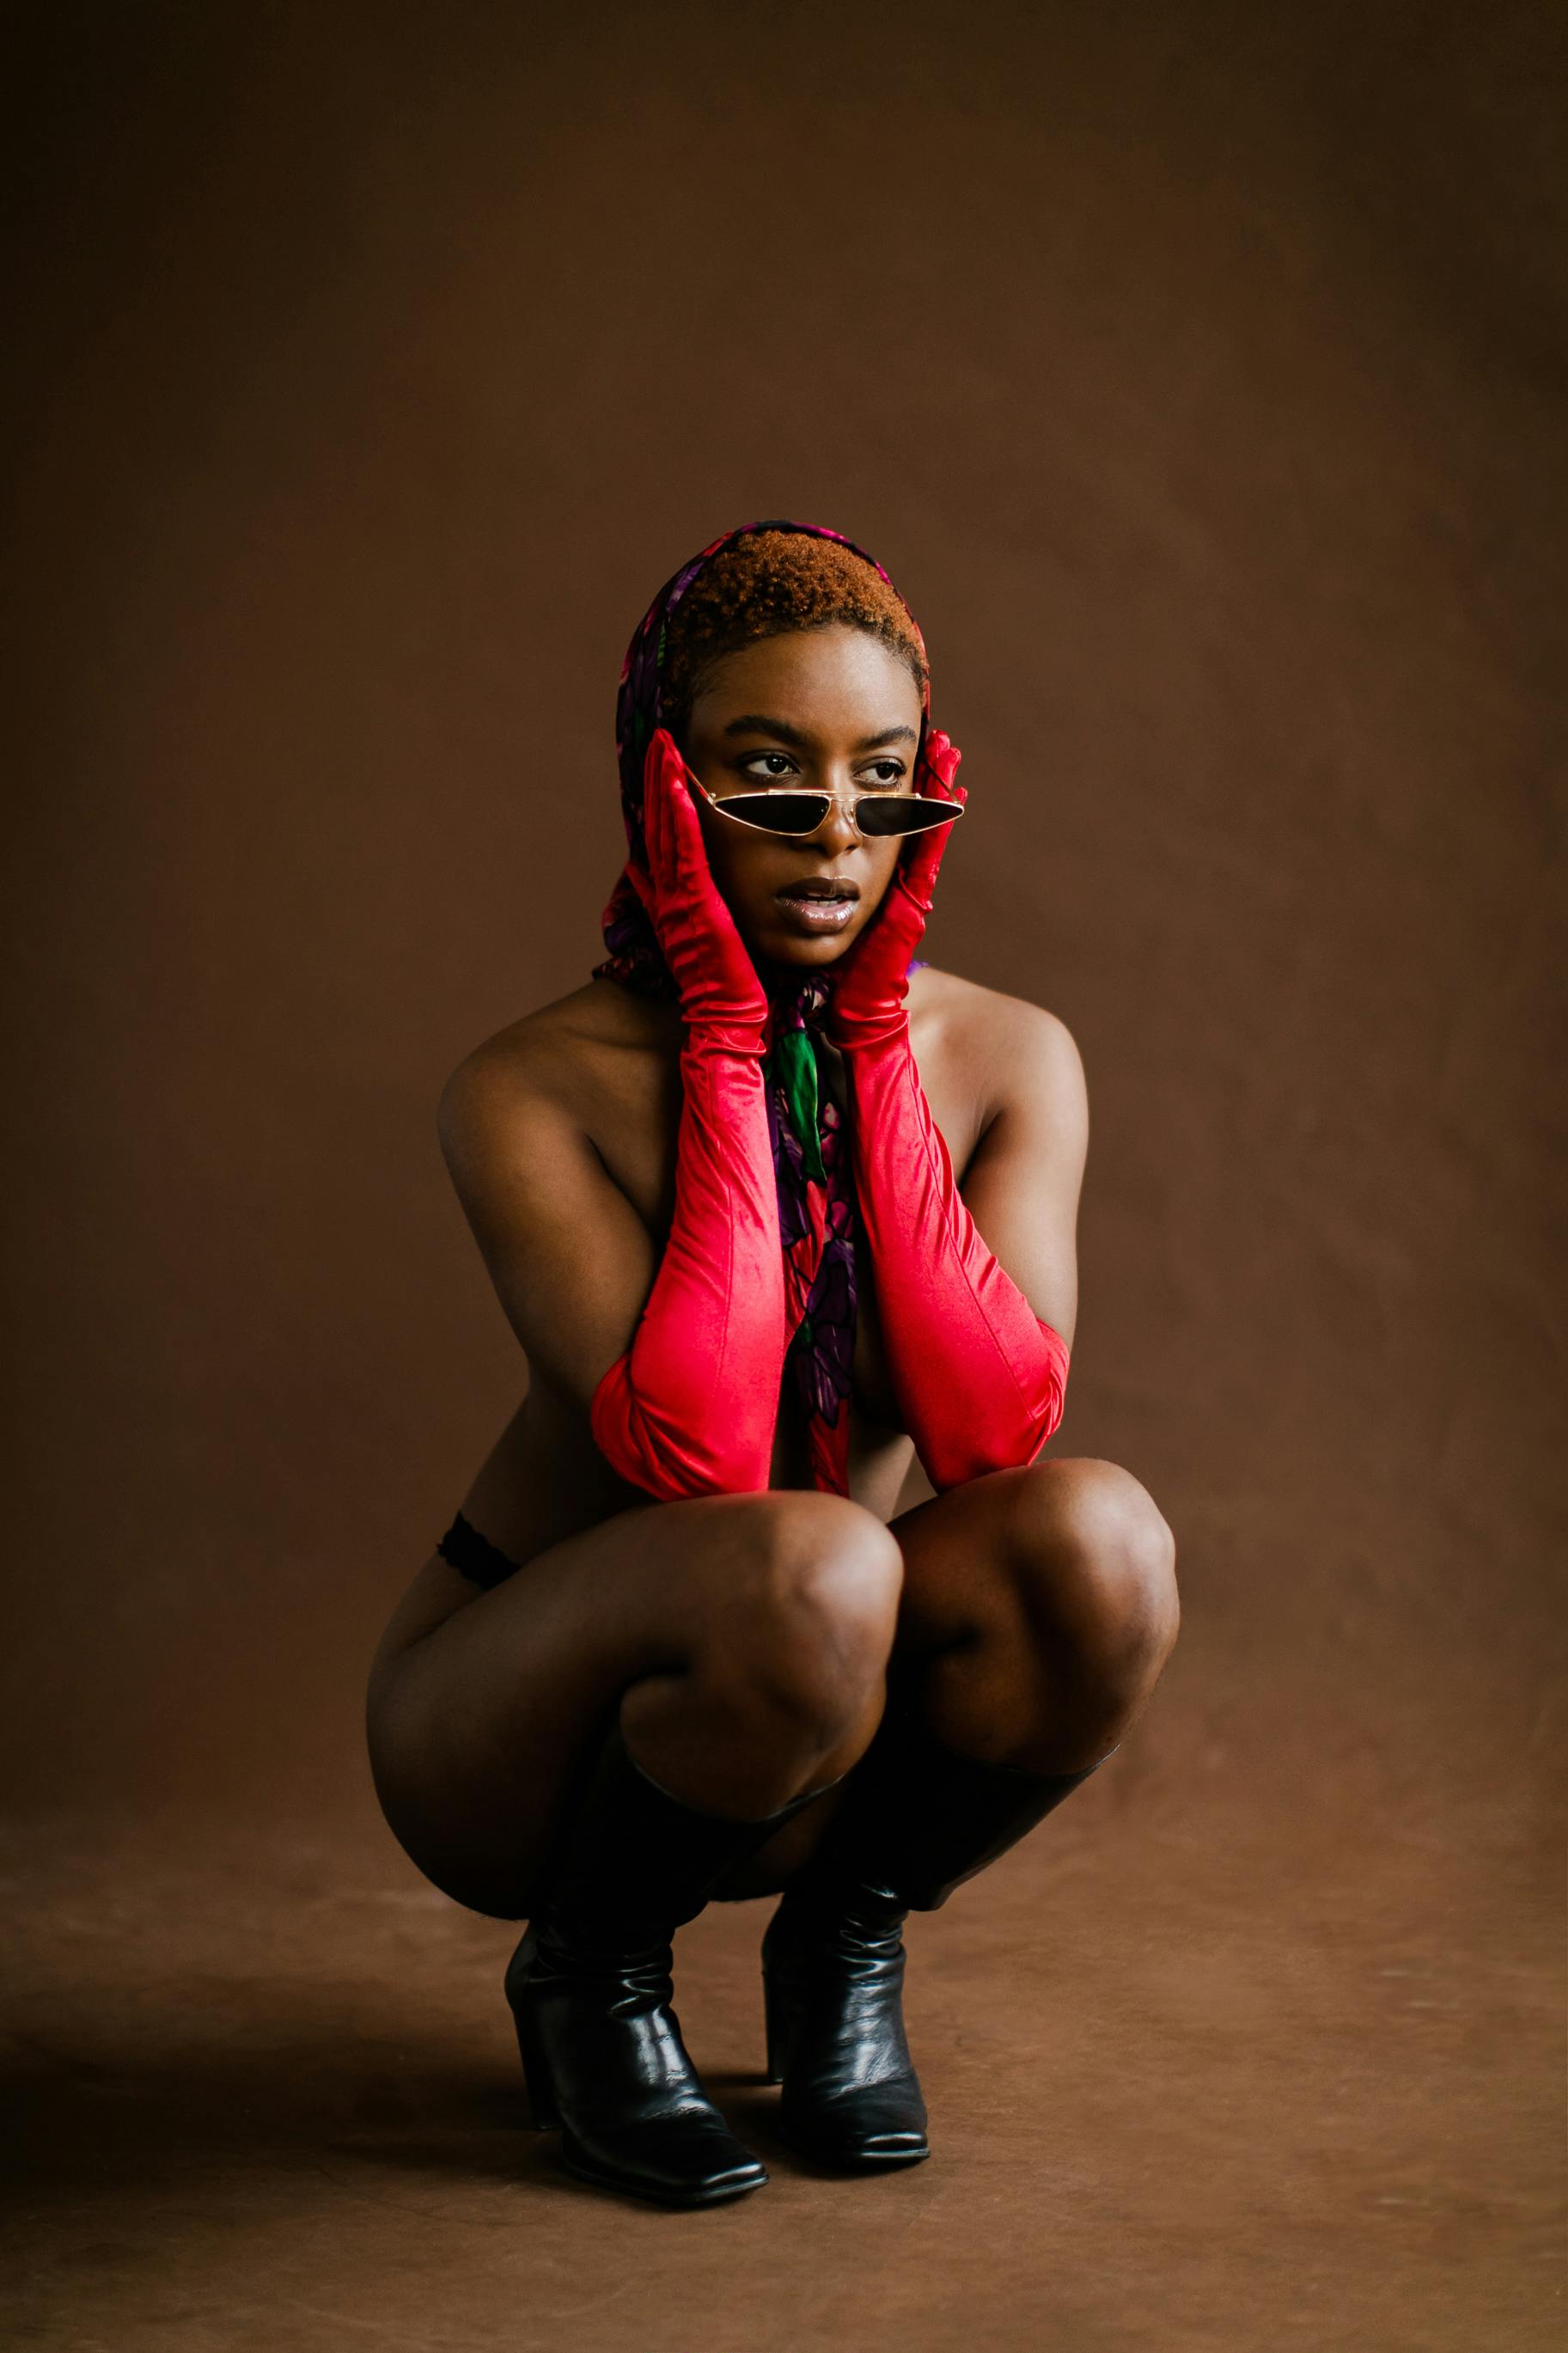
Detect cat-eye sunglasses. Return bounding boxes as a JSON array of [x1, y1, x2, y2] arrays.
[[686, 769, 965, 843]]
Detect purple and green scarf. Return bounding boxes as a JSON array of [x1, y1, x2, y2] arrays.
[[591, 519, 930, 1495]]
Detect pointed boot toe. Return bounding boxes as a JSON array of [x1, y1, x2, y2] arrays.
[[560, 2105, 768, 2206], [779, 2080, 930, 2169]]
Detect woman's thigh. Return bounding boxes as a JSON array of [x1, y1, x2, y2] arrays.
[[363, 1490, 894, 1921]]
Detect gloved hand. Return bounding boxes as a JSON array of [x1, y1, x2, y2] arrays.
[[589, 727, 786, 1500], [824, 730, 966, 1052], [625, 728, 771, 1056], [816, 728, 1070, 1488]]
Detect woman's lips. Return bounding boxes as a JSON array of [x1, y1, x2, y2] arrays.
[[774, 889, 857, 933]]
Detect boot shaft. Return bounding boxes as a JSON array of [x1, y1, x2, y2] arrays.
[[529, 1714, 832, 1954], [798, 1692, 1115, 1915]]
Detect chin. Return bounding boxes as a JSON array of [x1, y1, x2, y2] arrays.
[[754, 926, 856, 969]]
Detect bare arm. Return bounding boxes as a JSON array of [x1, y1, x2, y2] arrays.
[[436, 1038, 662, 1416], [953, 999, 1088, 1355], [437, 1022, 787, 1496]]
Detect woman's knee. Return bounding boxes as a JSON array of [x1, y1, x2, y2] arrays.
[[1004, 1459, 1179, 1695], [704, 1492, 904, 1731]]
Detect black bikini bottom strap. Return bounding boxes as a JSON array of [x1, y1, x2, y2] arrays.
[[436, 1508, 523, 1592]]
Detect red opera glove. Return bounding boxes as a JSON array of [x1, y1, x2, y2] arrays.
[[825, 731, 1071, 1490], [589, 728, 787, 1499]]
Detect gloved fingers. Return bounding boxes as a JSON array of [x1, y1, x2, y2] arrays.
[[918, 729, 964, 800], [637, 726, 766, 1024], [659, 743, 715, 893], [646, 725, 721, 908], [895, 729, 965, 906], [642, 730, 676, 892], [898, 808, 961, 910], [650, 729, 737, 932]]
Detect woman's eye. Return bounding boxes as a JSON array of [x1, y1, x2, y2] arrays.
[[737, 751, 905, 788]]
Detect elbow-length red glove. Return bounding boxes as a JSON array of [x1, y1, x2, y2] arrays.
[[589, 729, 786, 1499], [824, 732, 1070, 1491]]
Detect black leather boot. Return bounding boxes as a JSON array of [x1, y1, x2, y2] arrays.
[[506, 1713, 829, 2207], [761, 1690, 1115, 2168]]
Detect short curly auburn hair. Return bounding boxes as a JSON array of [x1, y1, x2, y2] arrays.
[[658, 529, 929, 733]]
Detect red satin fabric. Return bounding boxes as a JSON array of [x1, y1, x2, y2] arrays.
[[589, 1029, 785, 1498], [821, 728, 1071, 1493], [838, 1027, 1071, 1493], [588, 713, 1071, 1503], [589, 732, 786, 1500]]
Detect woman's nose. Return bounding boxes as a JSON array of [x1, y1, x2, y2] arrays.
[[812, 794, 862, 852]]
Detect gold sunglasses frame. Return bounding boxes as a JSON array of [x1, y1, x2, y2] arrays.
[[686, 768, 966, 846]]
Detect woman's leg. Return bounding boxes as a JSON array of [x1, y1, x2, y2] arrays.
[[753, 1456, 1180, 2167], [884, 1453, 1181, 1766], [364, 1488, 904, 1920], [714, 1453, 1179, 1906]]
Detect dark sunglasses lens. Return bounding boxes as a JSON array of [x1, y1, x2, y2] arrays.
[[858, 797, 961, 838], [713, 793, 829, 834]]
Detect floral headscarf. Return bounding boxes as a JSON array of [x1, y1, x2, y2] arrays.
[[592, 520, 930, 1495]]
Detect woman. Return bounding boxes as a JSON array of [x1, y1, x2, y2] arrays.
[[364, 520, 1180, 2210]]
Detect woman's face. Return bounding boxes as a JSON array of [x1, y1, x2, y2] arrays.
[[677, 624, 926, 981]]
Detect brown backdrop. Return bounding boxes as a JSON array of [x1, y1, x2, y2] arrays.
[[6, 0, 1561, 1829], [4, 4, 1563, 2344]]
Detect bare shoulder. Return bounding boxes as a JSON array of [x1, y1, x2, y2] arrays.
[[437, 978, 675, 1134], [909, 963, 1086, 1132]]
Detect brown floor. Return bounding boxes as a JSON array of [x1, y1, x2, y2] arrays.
[[6, 1763, 1560, 2352]]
